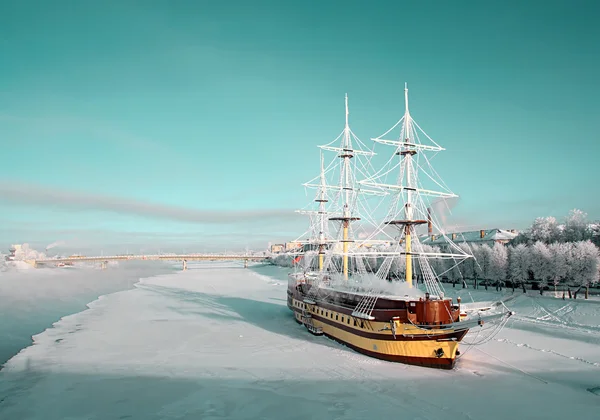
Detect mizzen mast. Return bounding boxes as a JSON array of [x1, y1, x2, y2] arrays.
[[316, 151, 328, 271]]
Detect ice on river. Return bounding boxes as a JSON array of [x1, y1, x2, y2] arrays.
[[1, 265, 599, 419]]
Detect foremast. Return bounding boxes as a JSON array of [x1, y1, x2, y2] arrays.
[[293, 150, 332, 272]]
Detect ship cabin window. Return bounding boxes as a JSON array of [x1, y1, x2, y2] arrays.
[[347, 318, 350, 325], [361, 321, 365, 328], [336, 314, 338, 321], [353, 319, 357, 326], [341, 316, 345, 323]]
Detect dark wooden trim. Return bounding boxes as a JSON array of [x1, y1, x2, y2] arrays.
[[397, 150, 417, 156]]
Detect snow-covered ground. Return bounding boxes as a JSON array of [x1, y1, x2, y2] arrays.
[[0, 264, 599, 419]]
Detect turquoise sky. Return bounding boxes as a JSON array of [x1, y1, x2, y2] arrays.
[[1, 0, 598, 253]]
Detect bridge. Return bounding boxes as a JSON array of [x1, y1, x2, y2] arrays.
[[26, 254, 272, 270]]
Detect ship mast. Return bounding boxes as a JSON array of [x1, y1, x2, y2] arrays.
[[357, 83, 471, 296], [317, 151, 328, 271], [342, 94, 351, 279], [332, 93, 360, 280], [300, 94, 380, 279], [403, 84, 415, 288]]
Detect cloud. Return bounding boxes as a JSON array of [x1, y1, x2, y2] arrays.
[[0, 182, 302, 225]]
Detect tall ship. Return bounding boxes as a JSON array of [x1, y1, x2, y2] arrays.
[[287, 85, 513, 369]]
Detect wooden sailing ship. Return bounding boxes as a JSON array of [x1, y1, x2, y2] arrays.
[[287, 86, 512, 369]]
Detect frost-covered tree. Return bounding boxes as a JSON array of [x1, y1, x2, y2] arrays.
[[489, 243, 508, 290], [591, 222, 600, 248], [529, 241, 553, 294], [458, 243, 476, 286], [509, 232, 529, 246], [569, 241, 599, 297], [420, 245, 444, 284], [445, 258, 464, 288], [474, 245, 493, 289], [365, 253, 380, 273], [548, 242, 569, 292], [530, 216, 561, 244], [562, 209, 591, 243], [510, 209, 597, 246], [509, 244, 529, 292], [388, 245, 406, 280], [12, 243, 47, 261]]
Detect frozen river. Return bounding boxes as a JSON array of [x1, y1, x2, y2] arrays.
[[1, 263, 599, 419]]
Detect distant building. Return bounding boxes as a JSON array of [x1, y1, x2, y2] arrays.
[[270, 244, 285, 254], [421, 229, 518, 250], [285, 242, 302, 251]]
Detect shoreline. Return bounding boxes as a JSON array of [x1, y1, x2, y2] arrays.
[[0, 262, 176, 369]]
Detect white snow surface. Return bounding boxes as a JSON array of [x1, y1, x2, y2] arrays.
[[1, 265, 599, 419]]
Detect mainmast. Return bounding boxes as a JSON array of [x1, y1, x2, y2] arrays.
[[402, 83, 415, 288], [383, 84, 421, 288], [301, 93, 379, 279], [361, 83, 458, 290]]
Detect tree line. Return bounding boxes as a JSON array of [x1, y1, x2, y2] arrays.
[[438, 209, 600, 297]]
